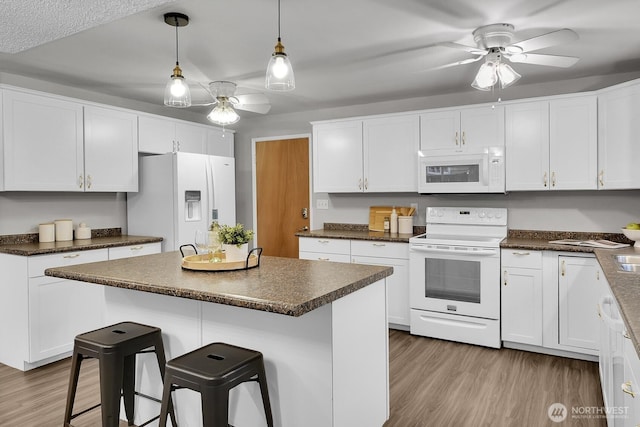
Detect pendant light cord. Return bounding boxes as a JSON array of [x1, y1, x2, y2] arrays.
[[174, 16, 180, 65], [277, 0, 281, 40]]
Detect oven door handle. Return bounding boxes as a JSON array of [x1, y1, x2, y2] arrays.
[[410, 246, 498, 256]]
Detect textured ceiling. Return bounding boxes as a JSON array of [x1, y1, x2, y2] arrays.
[[0, 0, 173, 53]]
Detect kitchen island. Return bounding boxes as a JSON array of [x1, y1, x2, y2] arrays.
[[46, 252, 392, 427]]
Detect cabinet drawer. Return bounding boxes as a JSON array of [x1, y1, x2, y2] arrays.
[[298, 237, 350, 255], [28, 249, 108, 278], [299, 252, 351, 263], [351, 240, 408, 259], [108, 242, 162, 260], [501, 249, 542, 269]]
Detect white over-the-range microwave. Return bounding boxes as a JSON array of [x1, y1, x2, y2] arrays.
[[418, 146, 505, 194]]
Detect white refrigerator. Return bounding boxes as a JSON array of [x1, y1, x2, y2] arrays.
[[127, 152, 236, 252]]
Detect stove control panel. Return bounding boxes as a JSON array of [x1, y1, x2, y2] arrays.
[[427, 207, 507, 226]]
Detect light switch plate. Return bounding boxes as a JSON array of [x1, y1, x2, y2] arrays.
[[317, 199, 329, 209]]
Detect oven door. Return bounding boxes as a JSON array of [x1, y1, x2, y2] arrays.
[[409, 244, 500, 319]]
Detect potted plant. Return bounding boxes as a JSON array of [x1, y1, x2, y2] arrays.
[[217, 223, 254, 262]]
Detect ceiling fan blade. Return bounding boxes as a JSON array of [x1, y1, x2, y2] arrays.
[[233, 102, 271, 114], [428, 55, 484, 71], [507, 28, 578, 53], [507, 53, 579, 68], [233, 93, 269, 106], [439, 42, 488, 56]]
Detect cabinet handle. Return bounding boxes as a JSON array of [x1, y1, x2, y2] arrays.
[[561, 260, 566, 276], [597, 303, 602, 319], [599, 170, 604, 187], [372, 243, 386, 247], [318, 257, 330, 261], [86, 175, 92, 189], [624, 330, 631, 339], [503, 270, 508, 286], [318, 240, 330, 244], [622, 381, 636, 398], [358, 178, 363, 190], [63, 254, 80, 259], [364, 178, 368, 190], [597, 270, 600, 280], [130, 246, 144, 251], [454, 131, 459, 146], [543, 172, 548, 187], [551, 171, 556, 187], [78, 175, 84, 189], [512, 251, 530, 256], [461, 131, 466, 145]]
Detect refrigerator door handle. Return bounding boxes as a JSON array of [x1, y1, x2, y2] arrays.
[[205, 156, 216, 223]]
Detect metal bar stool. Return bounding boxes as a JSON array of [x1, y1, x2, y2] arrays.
[[158, 342, 274, 427], [63, 321, 177, 427]]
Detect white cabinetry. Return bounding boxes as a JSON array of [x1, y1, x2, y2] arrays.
[[598, 81, 640, 189], [351, 240, 410, 327], [622, 337, 640, 427], [505, 95, 597, 191], [501, 250, 543, 346], [108, 242, 162, 260], [419, 105, 504, 151], [298, 237, 351, 262], [312, 114, 419, 193], [1, 87, 138, 192]]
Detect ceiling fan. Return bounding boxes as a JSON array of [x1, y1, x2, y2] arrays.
[[438, 23, 580, 90], [191, 81, 272, 126]]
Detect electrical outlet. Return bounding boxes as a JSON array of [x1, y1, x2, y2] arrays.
[[317, 199, 329, 210]]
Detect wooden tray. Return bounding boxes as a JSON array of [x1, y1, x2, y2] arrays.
[[180, 245, 262, 271]]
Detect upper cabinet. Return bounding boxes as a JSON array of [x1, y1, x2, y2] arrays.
[[598, 82, 640, 189], [505, 95, 597, 191], [2, 88, 138, 192], [420, 105, 504, 151], [138, 114, 234, 156], [312, 114, 419, 193]]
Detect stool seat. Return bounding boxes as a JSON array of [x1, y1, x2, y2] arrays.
[[64, 321, 176, 427], [159, 342, 274, 427]]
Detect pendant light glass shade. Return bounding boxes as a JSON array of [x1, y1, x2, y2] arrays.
[[496, 63, 521, 89], [164, 64, 191, 107], [163, 13, 191, 108], [207, 99, 240, 126], [265, 0, 295, 91], [471, 62, 498, 91]]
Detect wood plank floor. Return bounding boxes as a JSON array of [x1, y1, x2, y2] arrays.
[[0, 330, 605, 426]]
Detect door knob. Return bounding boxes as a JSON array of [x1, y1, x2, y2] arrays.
[[298, 226, 309, 232], [301, 208, 308, 219]]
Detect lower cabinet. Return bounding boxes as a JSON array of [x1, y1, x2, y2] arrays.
[[299, 237, 410, 328], [622, 336, 640, 426], [501, 250, 602, 358]]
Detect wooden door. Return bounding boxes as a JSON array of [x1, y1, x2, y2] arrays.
[[256, 137, 309, 258]]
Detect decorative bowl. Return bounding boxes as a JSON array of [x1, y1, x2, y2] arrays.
[[622, 228, 640, 247]]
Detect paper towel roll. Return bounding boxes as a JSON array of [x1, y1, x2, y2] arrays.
[[39, 223, 55, 243], [54, 219, 73, 241]]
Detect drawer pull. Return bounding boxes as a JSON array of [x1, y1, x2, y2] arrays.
[[511, 252, 530, 256], [372, 243, 386, 247], [130, 246, 144, 251], [63, 254, 80, 259], [318, 240, 330, 244], [318, 257, 330, 261], [624, 331, 631, 339], [622, 381, 636, 398]]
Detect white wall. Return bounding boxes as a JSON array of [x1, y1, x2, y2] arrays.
[[234, 71, 640, 234]]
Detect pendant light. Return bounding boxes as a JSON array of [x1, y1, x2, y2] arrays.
[[265, 0, 295, 91], [163, 12, 191, 107]]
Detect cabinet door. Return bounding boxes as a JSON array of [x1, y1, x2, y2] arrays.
[[598, 84, 640, 189], [505, 101, 550, 191], [206, 128, 234, 157], [419, 110, 460, 150], [313, 121, 363, 192], [175, 122, 206, 154], [363, 115, 419, 192], [622, 338, 640, 427], [138, 115, 175, 154], [460, 105, 505, 149], [501, 266, 543, 345], [558, 256, 601, 351], [549, 96, 597, 190], [3, 89, 84, 191], [352, 255, 409, 328], [84, 105, 138, 192]]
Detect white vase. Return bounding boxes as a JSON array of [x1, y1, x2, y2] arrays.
[[222, 243, 249, 262]]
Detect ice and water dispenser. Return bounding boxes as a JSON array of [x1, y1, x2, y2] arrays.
[[185, 191, 201, 222]]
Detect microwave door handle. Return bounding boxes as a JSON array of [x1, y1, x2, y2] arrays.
[[410, 246, 498, 256]]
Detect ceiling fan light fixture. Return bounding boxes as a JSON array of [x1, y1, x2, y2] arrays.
[[265, 0, 295, 91], [496, 62, 521, 89], [207, 99, 240, 126], [471, 61, 498, 91], [163, 12, 191, 108]]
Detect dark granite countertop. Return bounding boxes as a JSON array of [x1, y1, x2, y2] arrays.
[[295, 223, 424, 243], [595, 247, 640, 356], [0, 231, 163, 256], [45, 252, 393, 317], [500, 229, 631, 253]]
